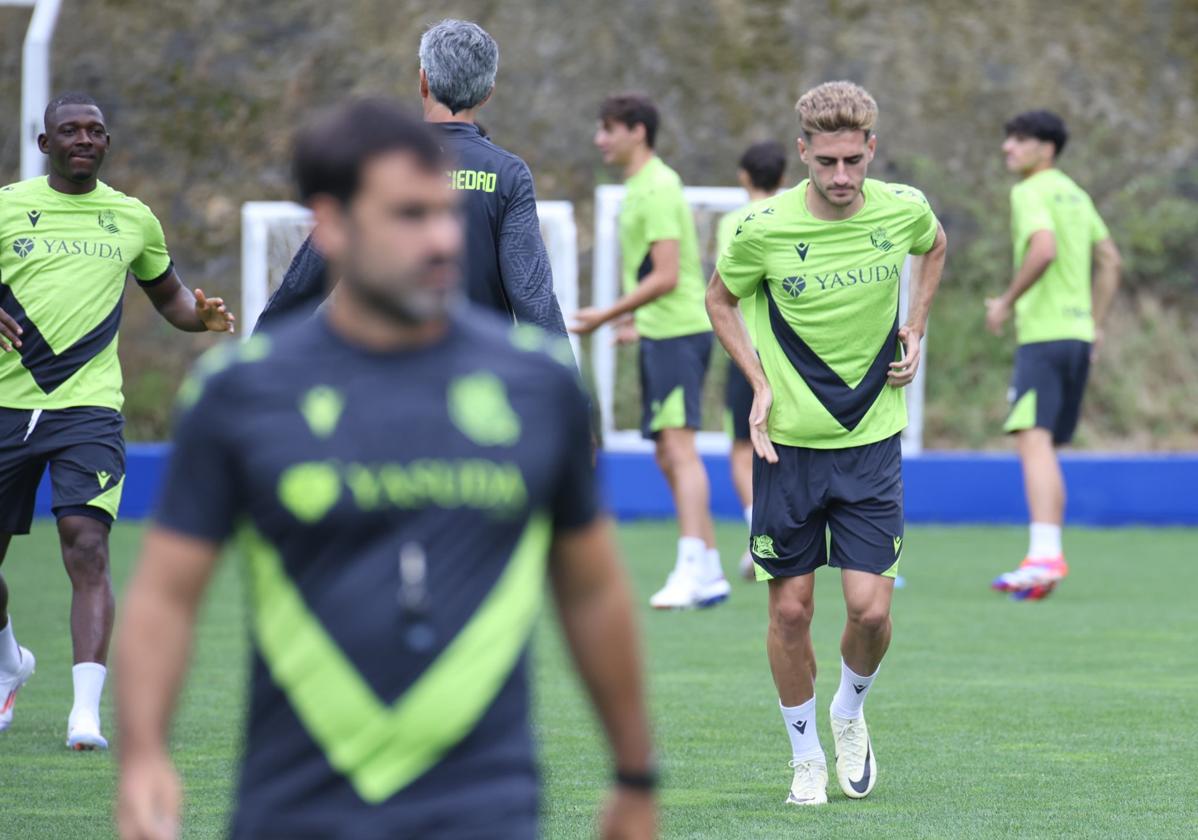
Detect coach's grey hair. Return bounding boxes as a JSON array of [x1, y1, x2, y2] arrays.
[[419, 19, 499, 114]]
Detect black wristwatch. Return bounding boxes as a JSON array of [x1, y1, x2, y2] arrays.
[[615, 768, 659, 791]]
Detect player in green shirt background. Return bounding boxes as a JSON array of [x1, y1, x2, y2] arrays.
[[715, 141, 788, 581], [573, 92, 730, 611], [986, 110, 1122, 600], [0, 93, 235, 750], [708, 82, 947, 806]]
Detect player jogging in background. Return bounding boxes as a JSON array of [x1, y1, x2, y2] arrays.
[[715, 141, 788, 581], [986, 110, 1121, 600], [255, 19, 567, 338], [115, 100, 656, 840], [707, 81, 947, 805], [573, 92, 730, 611], [0, 93, 235, 750]]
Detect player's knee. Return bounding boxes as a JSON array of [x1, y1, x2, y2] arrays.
[[62, 529, 110, 585], [770, 596, 814, 635], [847, 604, 890, 635]]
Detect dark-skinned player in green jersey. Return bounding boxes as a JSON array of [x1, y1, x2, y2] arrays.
[[707, 82, 947, 806], [0, 93, 235, 750]]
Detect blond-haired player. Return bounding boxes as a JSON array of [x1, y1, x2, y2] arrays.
[[708, 81, 947, 805]]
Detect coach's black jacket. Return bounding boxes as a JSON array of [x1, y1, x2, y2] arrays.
[[255, 122, 567, 337]]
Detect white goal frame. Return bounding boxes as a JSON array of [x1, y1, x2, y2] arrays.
[[588, 185, 927, 455], [240, 200, 581, 359]]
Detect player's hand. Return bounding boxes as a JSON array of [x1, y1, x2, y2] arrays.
[[888, 325, 922, 388], [749, 385, 779, 464], [0, 306, 23, 351], [613, 315, 639, 345], [1091, 327, 1104, 364], [570, 307, 610, 336], [194, 288, 236, 334], [117, 752, 182, 840], [984, 296, 1011, 336], [599, 787, 657, 840]]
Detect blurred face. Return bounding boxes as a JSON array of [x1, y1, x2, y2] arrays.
[[798, 130, 875, 208], [312, 151, 463, 324], [40, 104, 108, 183], [1002, 133, 1054, 175], [594, 119, 644, 167]]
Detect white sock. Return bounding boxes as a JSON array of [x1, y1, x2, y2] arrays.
[[676, 536, 706, 573], [1028, 522, 1062, 559], [0, 619, 20, 673], [830, 659, 878, 720], [780, 696, 825, 763], [743, 505, 753, 527], [704, 548, 724, 581], [70, 663, 107, 724]]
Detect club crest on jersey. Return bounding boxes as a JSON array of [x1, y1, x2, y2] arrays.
[[300, 386, 345, 439], [97, 210, 119, 234], [448, 372, 521, 447], [12, 238, 34, 258], [27, 210, 41, 228], [781, 276, 806, 298], [869, 227, 894, 252]]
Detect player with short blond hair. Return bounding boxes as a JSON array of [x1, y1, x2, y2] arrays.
[[708, 80, 947, 805]]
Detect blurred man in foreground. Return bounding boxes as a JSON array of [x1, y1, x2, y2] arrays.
[[987, 110, 1121, 600], [116, 100, 654, 840]]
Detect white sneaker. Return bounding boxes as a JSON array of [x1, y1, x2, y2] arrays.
[[0, 646, 36, 732], [694, 574, 731, 607], [66, 710, 109, 751], [830, 711, 876, 798], [785, 758, 828, 806], [738, 550, 756, 581], [649, 569, 700, 610]]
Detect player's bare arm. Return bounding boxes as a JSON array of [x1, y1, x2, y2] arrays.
[[571, 239, 680, 335], [116, 528, 221, 840], [549, 518, 657, 840], [0, 306, 22, 352], [890, 220, 948, 387], [984, 228, 1055, 335], [1090, 237, 1122, 354], [141, 269, 236, 334], [706, 269, 778, 464]]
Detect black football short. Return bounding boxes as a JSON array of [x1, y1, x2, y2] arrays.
[[1004, 339, 1091, 445], [638, 333, 712, 439], [0, 407, 125, 534]]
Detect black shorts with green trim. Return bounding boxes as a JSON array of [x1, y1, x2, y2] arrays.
[[748, 434, 904, 581], [639, 332, 712, 439], [0, 407, 125, 535], [1004, 339, 1091, 446], [724, 359, 754, 441]]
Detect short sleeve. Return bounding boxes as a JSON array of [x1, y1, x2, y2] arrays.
[[551, 372, 601, 533], [1088, 201, 1111, 244], [131, 204, 172, 283], [1011, 185, 1055, 248], [153, 370, 242, 544], [907, 196, 939, 256], [640, 186, 686, 244], [715, 209, 739, 258], [716, 214, 766, 299]]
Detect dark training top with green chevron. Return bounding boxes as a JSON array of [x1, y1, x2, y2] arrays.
[[717, 179, 939, 449], [0, 177, 173, 411], [154, 310, 598, 839]]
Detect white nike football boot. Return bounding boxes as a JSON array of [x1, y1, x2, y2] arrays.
[[0, 645, 36, 732], [830, 710, 877, 798], [66, 710, 109, 751], [784, 758, 829, 806], [649, 567, 701, 609]]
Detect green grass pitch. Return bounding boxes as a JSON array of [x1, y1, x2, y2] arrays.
[[0, 521, 1195, 838]]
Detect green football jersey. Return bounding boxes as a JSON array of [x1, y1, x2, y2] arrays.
[[1010, 168, 1109, 345], [717, 179, 939, 449], [717, 200, 765, 348], [0, 177, 171, 411], [619, 156, 710, 339]]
